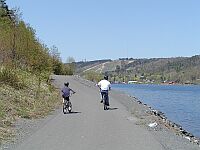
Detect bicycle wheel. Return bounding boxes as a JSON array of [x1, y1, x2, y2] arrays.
[[102, 94, 107, 110], [63, 103, 67, 114], [67, 101, 72, 113]]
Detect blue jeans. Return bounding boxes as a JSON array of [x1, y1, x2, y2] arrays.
[[101, 90, 109, 106]]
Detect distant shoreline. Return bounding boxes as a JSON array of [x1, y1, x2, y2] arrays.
[[112, 82, 200, 86]]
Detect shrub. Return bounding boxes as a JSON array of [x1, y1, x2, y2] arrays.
[[0, 67, 25, 89], [84, 71, 102, 82]]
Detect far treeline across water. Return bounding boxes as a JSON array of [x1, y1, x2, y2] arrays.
[[76, 56, 200, 85]]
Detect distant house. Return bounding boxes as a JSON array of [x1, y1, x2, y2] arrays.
[[128, 81, 138, 84], [168, 81, 176, 85], [184, 80, 191, 84]]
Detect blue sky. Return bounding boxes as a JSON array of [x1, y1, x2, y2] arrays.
[[6, 0, 200, 62]]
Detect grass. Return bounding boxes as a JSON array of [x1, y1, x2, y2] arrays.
[[0, 67, 61, 144]]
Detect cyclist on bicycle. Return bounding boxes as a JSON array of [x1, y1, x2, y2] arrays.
[[97, 76, 111, 106], [61, 82, 76, 104]]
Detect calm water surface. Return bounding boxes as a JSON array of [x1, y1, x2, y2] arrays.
[[112, 84, 200, 138]]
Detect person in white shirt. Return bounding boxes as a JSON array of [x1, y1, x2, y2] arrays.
[[97, 76, 111, 108]]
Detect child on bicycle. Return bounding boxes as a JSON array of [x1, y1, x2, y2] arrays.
[[61, 82, 76, 103], [97, 76, 111, 106]]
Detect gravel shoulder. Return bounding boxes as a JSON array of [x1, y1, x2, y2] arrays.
[[1, 75, 200, 150]]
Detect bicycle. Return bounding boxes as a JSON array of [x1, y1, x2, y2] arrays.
[[62, 93, 74, 114], [101, 91, 109, 110]]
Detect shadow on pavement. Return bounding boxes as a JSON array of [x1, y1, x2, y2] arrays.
[[107, 107, 118, 111], [65, 111, 81, 114]]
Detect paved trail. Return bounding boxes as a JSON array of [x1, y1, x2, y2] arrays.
[[13, 75, 165, 150]]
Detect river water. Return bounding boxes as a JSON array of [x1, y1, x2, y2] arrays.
[[112, 84, 200, 138]]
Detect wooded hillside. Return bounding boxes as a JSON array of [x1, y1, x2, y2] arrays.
[[76, 55, 200, 84], [0, 0, 75, 77]]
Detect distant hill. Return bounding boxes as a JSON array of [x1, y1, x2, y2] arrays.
[[75, 59, 112, 73], [75, 55, 200, 84]]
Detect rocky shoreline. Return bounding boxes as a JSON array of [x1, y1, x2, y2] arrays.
[[134, 97, 200, 145]]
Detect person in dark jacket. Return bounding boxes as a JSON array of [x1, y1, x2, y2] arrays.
[[61, 82, 75, 103]]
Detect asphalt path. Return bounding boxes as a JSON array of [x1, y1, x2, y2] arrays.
[[13, 75, 165, 150]]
